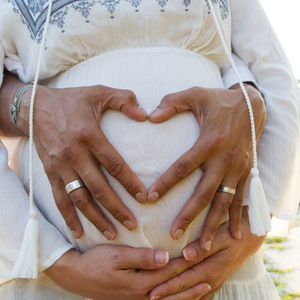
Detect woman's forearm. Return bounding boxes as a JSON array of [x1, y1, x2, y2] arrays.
[[0, 71, 31, 137]]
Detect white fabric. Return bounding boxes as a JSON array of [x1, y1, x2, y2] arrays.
[[0, 40, 3, 87], [0, 0, 298, 298], [230, 0, 300, 218], [222, 53, 258, 89], [0, 247, 279, 300], [0, 143, 73, 284]]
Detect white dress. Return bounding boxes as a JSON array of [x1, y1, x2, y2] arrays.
[[0, 0, 299, 299]]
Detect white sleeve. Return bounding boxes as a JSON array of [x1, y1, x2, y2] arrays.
[[222, 53, 258, 89], [0, 141, 73, 279], [230, 0, 300, 219]]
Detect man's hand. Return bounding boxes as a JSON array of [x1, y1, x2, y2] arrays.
[[149, 207, 266, 300], [44, 245, 199, 300], [148, 84, 266, 250], [16, 80, 148, 240]]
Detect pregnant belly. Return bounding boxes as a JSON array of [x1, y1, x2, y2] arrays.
[[33, 48, 225, 258]]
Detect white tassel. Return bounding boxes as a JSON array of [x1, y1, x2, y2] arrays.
[[12, 209, 39, 279], [248, 168, 271, 236]]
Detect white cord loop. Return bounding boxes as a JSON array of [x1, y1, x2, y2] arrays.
[[12, 0, 54, 279], [207, 0, 271, 236]]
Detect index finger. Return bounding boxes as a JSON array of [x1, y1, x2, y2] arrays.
[[77, 126, 148, 203], [137, 255, 195, 291], [147, 137, 211, 203]]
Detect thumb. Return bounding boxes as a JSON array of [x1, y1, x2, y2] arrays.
[[183, 224, 230, 262], [117, 247, 169, 270], [109, 89, 148, 122], [149, 91, 192, 123]]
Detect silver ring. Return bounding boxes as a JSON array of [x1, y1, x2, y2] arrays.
[[65, 179, 86, 194], [217, 185, 236, 195]]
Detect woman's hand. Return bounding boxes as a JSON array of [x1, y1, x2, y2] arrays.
[[44, 245, 196, 300], [0, 72, 148, 240], [149, 207, 267, 300], [148, 84, 266, 250]]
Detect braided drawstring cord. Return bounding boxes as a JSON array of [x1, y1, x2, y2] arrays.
[[12, 0, 54, 279], [207, 0, 271, 236]]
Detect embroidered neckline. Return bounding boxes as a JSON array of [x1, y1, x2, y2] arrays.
[[9, 0, 229, 44], [205, 0, 229, 21]]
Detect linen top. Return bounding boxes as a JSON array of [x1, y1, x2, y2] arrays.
[[0, 0, 299, 284]]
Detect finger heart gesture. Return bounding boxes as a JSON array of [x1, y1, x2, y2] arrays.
[[148, 84, 266, 251], [19, 84, 149, 240]]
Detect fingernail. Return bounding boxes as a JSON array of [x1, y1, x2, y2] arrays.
[[151, 296, 161, 300], [205, 240, 211, 251], [135, 192, 146, 203], [148, 191, 159, 203], [237, 230, 242, 239], [173, 229, 184, 240], [103, 231, 113, 241], [138, 107, 148, 117], [183, 247, 197, 261], [204, 285, 211, 293], [155, 251, 169, 265], [72, 231, 77, 239], [123, 220, 135, 231], [149, 108, 160, 117]]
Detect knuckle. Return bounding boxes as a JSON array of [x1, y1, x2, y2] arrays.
[[173, 161, 191, 180], [209, 132, 226, 147], [123, 89, 136, 101], [72, 195, 88, 211], [206, 270, 218, 282], [244, 151, 250, 161], [111, 249, 125, 263], [175, 279, 187, 293], [76, 126, 95, 143], [162, 94, 175, 105], [216, 200, 231, 215], [139, 251, 152, 268], [90, 183, 108, 200], [63, 215, 76, 228], [159, 179, 172, 194], [107, 158, 125, 179], [232, 197, 244, 208], [190, 86, 202, 95], [110, 206, 126, 220], [93, 218, 107, 231], [179, 214, 195, 228], [125, 180, 139, 195], [224, 152, 235, 167], [62, 145, 78, 163], [55, 199, 70, 214], [204, 225, 217, 237], [170, 269, 181, 279], [196, 190, 214, 207]]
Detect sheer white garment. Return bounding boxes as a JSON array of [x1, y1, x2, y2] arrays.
[[0, 0, 299, 299]]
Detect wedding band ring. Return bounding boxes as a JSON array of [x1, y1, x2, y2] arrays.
[[217, 185, 236, 195], [65, 179, 86, 194]]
